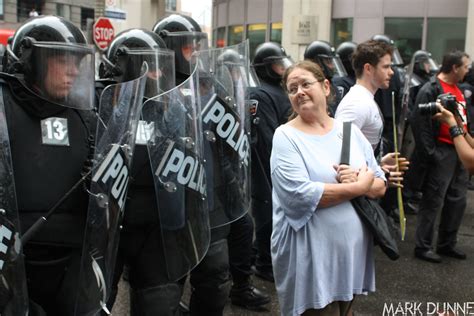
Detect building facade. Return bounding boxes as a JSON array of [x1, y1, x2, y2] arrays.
[[0, 0, 96, 31], [213, 0, 284, 59], [213, 0, 473, 64], [0, 0, 184, 45]]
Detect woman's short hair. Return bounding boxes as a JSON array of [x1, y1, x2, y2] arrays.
[[282, 60, 328, 121], [282, 60, 325, 92]]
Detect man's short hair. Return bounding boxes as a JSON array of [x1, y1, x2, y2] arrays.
[[352, 40, 393, 78], [439, 50, 470, 74]]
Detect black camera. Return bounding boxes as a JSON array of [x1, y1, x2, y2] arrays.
[[418, 93, 458, 116]]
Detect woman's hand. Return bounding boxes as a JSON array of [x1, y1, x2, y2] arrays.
[[356, 165, 374, 194], [334, 164, 358, 183]]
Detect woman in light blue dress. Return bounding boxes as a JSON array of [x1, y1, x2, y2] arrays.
[[271, 61, 386, 316]]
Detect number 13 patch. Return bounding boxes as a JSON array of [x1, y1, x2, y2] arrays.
[[41, 117, 70, 146]]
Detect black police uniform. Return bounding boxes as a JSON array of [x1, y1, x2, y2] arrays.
[[402, 72, 432, 208], [95, 79, 185, 315], [374, 66, 404, 153], [333, 41, 357, 105], [250, 80, 291, 278], [2, 75, 94, 316], [110, 131, 183, 316], [332, 75, 356, 105], [154, 15, 232, 316], [96, 28, 188, 315]]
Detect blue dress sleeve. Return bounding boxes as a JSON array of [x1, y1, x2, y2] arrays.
[[270, 128, 325, 231], [353, 126, 386, 181]]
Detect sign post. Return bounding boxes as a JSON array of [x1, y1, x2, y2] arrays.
[[93, 17, 115, 51]]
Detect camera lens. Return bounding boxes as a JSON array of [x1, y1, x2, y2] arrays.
[[418, 102, 439, 115]]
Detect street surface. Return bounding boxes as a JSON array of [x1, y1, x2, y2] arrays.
[[112, 190, 474, 315]]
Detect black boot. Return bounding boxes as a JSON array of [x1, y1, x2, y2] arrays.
[[230, 281, 271, 310]]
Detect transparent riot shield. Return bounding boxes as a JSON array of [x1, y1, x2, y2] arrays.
[[399, 56, 416, 157], [196, 41, 252, 228], [0, 88, 28, 316], [74, 66, 147, 316], [140, 62, 210, 282], [399, 52, 439, 157]]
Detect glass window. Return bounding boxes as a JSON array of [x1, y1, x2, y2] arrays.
[[57, 4, 71, 20], [270, 22, 282, 44], [247, 23, 267, 60], [0, 0, 4, 18], [215, 27, 226, 48], [228, 25, 243, 45], [385, 18, 423, 65], [17, 0, 37, 22], [166, 0, 177, 11], [427, 18, 467, 64], [331, 18, 352, 48], [81, 8, 94, 31]]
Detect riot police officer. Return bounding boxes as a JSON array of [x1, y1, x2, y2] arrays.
[[332, 41, 357, 102], [215, 48, 271, 310], [154, 13, 208, 85], [403, 50, 440, 213], [304, 40, 347, 115], [98, 29, 184, 315], [1, 15, 96, 315], [409, 50, 439, 108], [250, 42, 293, 283], [154, 14, 232, 315]]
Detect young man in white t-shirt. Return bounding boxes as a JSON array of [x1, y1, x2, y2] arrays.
[[335, 40, 407, 186], [336, 40, 392, 150]]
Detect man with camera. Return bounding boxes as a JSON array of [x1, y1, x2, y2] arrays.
[[412, 49, 471, 263]]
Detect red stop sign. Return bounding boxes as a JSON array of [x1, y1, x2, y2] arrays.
[[93, 17, 115, 51]]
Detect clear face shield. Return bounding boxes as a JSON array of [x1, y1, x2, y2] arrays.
[[26, 42, 95, 110], [164, 31, 209, 75], [391, 47, 404, 66], [423, 57, 439, 75], [248, 66, 260, 87], [264, 56, 294, 77], [323, 55, 347, 78], [218, 59, 250, 88], [123, 48, 176, 98]]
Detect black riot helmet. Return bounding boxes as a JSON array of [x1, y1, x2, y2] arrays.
[[336, 41, 357, 77], [217, 48, 260, 87], [304, 40, 347, 80], [100, 28, 175, 97], [371, 34, 404, 66], [153, 14, 208, 78], [4, 15, 94, 110], [252, 42, 293, 84], [412, 50, 439, 78]]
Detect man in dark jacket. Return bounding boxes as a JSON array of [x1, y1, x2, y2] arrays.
[[412, 49, 471, 263]]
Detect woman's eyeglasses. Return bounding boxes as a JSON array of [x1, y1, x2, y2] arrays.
[[287, 80, 318, 96]]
